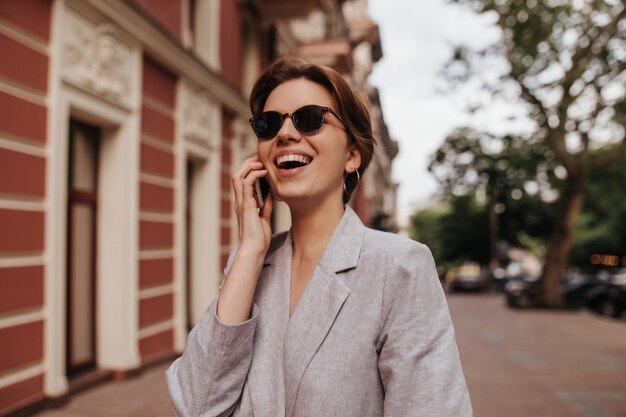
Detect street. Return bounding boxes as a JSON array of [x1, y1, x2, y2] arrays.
[[450, 293, 626, 417], [32, 294, 626, 417]]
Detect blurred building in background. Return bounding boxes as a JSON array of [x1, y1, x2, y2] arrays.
[[0, 0, 396, 414]]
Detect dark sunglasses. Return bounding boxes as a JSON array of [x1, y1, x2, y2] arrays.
[[249, 104, 346, 140]]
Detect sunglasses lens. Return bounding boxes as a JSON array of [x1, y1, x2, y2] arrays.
[[251, 106, 330, 139], [253, 112, 282, 139], [293, 106, 325, 134]]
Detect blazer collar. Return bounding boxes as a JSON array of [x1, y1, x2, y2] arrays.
[[264, 205, 365, 274], [283, 206, 366, 417]]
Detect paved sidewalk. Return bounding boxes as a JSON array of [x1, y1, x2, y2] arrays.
[[32, 294, 626, 417], [449, 293, 626, 417], [32, 363, 175, 417]]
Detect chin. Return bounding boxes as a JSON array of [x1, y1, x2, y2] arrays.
[[274, 190, 308, 203]]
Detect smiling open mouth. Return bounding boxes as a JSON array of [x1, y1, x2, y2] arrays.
[[276, 154, 312, 170]]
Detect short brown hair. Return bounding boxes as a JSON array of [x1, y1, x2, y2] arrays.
[[249, 56, 376, 204]]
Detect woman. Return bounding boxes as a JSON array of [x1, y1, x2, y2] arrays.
[[166, 57, 472, 417]]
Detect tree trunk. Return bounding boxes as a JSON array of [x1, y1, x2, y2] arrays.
[[539, 172, 586, 306]]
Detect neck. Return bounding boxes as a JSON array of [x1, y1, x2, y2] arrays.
[[289, 196, 345, 262]]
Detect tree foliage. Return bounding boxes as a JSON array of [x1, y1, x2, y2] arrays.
[[570, 146, 626, 266], [447, 0, 626, 162], [428, 128, 556, 246], [439, 0, 625, 305], [411, 196, 490, 267]]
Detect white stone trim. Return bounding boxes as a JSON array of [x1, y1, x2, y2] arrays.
[[139, 172, 176, 188], [77, 0, 247, 116], [0, 136, 47, 157], [173, 81, 187, 352], [138, 284, 174, 300], [0, 311, 44, 330], [44, 0, 142, 397], [60, 10, 135, 109], [140, 135, 174, 152], [139, 249, 175, 260], [188, 149, 222, 325], [44, 0, 69, 397], [137, 319, 174, 339], [142, 95, 174, 116], [138, 212, 175, 222], [0, 364, 44, 390], [172, 81, 222, 352], [0, 81, 47, 107], [0, 198, 45, 212], [193, 0, 221, 71], [0, 19, 49, 55], [0, 255, 45, 269]]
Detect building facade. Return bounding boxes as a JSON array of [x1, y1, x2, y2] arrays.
[[0, 0, 396, 414]]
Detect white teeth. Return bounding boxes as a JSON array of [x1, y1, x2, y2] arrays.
[[276, 154, 312, 166]]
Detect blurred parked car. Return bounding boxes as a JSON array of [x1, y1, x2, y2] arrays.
[[585, 269, 626, 318], [491, 267, 508, 292], [504, 272, 540, 308], [562, 273, 603, 308], [505, 270, 601, 309], [613, 268, 626, 286], [586, 284, 626, 318], [449, 264, 489, 292]]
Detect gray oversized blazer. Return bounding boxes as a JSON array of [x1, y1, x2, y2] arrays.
[[167, 207, 472, 417]]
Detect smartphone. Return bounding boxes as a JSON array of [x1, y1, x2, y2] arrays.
[[254, 176, 271, 208]]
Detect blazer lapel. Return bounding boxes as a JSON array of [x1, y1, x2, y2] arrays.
[[246, 232, 291, 417], [283, 207, 365, 417]]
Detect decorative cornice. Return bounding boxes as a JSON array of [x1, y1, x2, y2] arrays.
[[74, 0, 249, 117], [62, 16, 132, 107], [180, 82, 217, 150]]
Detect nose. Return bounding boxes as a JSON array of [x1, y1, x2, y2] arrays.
[[275, 114, 301, 144]]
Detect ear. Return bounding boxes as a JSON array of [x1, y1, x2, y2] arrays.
[[345, 144, 362, 174]]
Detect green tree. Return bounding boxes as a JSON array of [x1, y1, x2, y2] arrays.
[[570, 146, 626, 267], [411, 196, 491, 267], [428, 128, 557, 267], [440, 196, 491, 265], [444, 0, 625, 306], [410, 205, 445, 264]]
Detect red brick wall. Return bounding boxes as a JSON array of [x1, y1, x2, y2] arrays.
[[0, 0, 51, 41], [138, 56, 177, 362], [0, 1, 51, 413], [0, 91, 47, 143], [220, 0, 243, 89], [139, 258, 173, 288], [0, 32, 48, 92], [0, 375, 44, 415], [220, 111, 234, 270], [139, 329, 174, 362], [0, 321, 44, 374], [133, 0, 182, 40], [0, 266, 44, 315], [0, 148, 46, 196]]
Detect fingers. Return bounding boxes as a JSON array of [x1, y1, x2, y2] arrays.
[[232, 158, 265, 211], [259, 192, 274, 222], [231, 157, 272, 251], [241, 169, 268, 208]]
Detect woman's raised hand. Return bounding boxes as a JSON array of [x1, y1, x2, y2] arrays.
[[232, 155, 274, 257], [217, 156, 274, 324]]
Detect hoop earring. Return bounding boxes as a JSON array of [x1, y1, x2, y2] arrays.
[[343, 170, 360, 195]]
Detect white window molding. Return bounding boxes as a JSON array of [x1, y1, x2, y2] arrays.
[[45, 0, 142, 396]]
